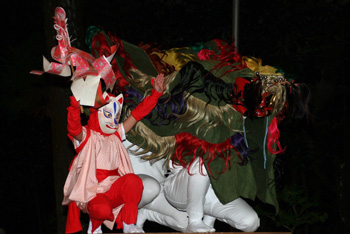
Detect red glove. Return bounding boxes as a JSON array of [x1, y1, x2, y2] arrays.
[[67, 96, 82, 137], [131, 89, 163, 121]]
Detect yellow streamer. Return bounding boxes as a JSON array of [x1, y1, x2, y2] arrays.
[[242, 56, 278, 74], [152, 47, 197, 71]]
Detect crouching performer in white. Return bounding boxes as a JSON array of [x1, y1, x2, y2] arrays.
[[127, 141, 260, 233]]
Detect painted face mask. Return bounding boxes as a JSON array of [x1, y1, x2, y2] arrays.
[[98, 93, 124, 134]]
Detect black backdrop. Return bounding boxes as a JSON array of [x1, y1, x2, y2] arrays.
[[0, 1, 349, 233]]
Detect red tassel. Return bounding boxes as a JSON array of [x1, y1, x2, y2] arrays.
[[267, 117, 286, 154], [174, 132, 247, 176], [197, 39, 245, 78]]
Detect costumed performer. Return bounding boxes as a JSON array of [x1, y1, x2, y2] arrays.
[[63, 72, 163, 234], [29, 7, 165, 234], [125, 140, 259, 233], [163, 157, 259, 232], [125, 140, 188, 232]]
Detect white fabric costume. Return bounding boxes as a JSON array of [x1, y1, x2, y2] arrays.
[[126, 140, 260, 233], [126, 140, 188, 232]]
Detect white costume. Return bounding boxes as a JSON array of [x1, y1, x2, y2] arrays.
[[125, 140, 188, 232], [126, 140, 260, 233]]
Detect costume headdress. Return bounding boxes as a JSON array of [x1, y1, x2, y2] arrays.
[[30, 7, 118, 108]]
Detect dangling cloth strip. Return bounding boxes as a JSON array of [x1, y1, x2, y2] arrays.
[[242, 116, 249, 148], [263, 116, 269, 169]]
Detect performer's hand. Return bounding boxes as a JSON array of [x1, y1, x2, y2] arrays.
[[126, 74, 164, 133], [69, 96, 80, 108], [152, 74, 164, 94]]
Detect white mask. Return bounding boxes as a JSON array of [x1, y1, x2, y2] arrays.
[[98, 93, 123, 134]]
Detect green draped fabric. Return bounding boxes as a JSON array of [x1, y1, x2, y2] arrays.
[[90, 30, 279, 211]]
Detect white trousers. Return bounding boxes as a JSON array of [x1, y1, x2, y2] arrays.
[[125, 140, 259, 232], [163, 157, 260, 232], [137, 191, 188, 232]]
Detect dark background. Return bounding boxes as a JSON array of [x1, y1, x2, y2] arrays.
[[0, 0, 349, 233]]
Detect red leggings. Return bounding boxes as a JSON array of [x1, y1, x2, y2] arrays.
[[87, 174, 143, 232]]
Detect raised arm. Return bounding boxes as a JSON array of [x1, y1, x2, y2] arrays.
[[67, 96, 83, 142], [123, 74, 165, 134]]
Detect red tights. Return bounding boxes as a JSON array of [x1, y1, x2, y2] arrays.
[[87, 174, 143, 233]]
